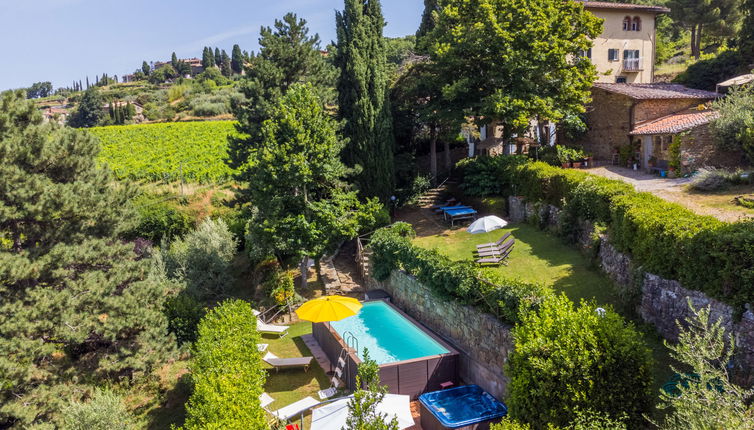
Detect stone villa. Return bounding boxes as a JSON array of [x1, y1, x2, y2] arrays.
[[578, 1, 669, 84]]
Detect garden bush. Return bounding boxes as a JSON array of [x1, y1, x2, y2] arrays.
[[508, 294, 653, 428], [674, 49, 748, 91], [164, 294, 206, 345], [689, 167, 739, 191], [61, 388, 138, 430], [711, 85, 754, 162], [164, 218, 238, 299], [456, 156, 754, 310], [182, 299, 267, 430], [123, 194, 193, 242], [369, 223, 550, 324]]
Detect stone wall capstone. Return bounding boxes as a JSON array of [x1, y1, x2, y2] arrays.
[[375, 270, 513, 399]]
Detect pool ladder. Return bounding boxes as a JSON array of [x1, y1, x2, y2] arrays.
[[341, 331, 359, 388]]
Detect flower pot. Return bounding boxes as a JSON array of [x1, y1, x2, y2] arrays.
[[572, 162, 582, 168], [561, 163, 570, 169]]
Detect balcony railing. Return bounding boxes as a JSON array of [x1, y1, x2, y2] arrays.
[[623, 58, 643, 72]]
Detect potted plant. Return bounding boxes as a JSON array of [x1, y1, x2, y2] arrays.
[[556, 146, 571, 168], [648, 156, 657, 168]]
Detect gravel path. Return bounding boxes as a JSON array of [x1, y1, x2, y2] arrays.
[[586, 166, 751, 222]]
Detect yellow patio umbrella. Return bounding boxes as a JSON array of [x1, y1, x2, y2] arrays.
[[295, 295, 362, 323]]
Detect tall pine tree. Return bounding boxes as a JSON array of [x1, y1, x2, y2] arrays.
[[228, 12, 337, 198], [0, 90, 176, 426], [668, 0, 743, 58], [335, 0, 395, 201], [214, 47, 222, 67], [142, 61, 151, 76], [202, 46, 213, 69]]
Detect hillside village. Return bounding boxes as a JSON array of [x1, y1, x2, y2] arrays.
[[3, 0, 754, 429]]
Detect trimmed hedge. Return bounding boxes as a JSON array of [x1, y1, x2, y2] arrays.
[[182, 299, 267, 430], [369, 223, 551, 325], [456, 156, 754, 310]]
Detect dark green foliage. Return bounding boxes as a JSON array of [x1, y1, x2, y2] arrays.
[[68, 86, 105, 127], [229, 12, 336, 192], [415, 0, 438, 54], [26, 81, 53, 99], [149, 64, 177, 84], [245, 84, 386, 264], [457, 156, 754, 310], [214, 47, 222, 67], [142, 61, 151, 76], [674, 50, 749, 90], [201, 46, 214, 70], [509, 294, 653, 428], [667, 0, 742, 58], [231, 44, 244, 74], [182, 299, 268, 429], [456, 155, 529, 197], [122, 195, 193, 242], [335, 0, 396, 201], [369, 223, 551, 324], [164, 294, 206, 345], [428, 0, 602, 135], [0, 91, 175, 426]]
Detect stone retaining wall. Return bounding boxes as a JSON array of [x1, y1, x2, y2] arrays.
[[376, 270, 513, 399], [507, 195, 754, 386]]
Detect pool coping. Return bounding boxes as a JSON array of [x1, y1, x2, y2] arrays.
[[313, 299, 460, 398]]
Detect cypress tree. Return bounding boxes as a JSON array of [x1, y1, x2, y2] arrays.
[[202, 46, 213, 69], [214, 47, 222, 67], [231, 44, 244, 74], [171, 51, 179, 68], [415, 0, 439, 54], [335, 0, 395, 201], [142, 60, 151, 76], [0, 91, 175, 425], [220, 50, 232, 77], [85, 76, 90, 89]]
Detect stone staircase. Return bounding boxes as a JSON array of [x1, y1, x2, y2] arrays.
[[416, 178, 458, 207]]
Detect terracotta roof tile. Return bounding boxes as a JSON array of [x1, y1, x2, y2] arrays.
[[576, 1, 670, 13], [630, 109, 719, 135], [594, 83, 720, 100]]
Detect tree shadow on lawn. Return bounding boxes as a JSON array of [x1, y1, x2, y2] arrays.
[[145, 372, 191, 430]]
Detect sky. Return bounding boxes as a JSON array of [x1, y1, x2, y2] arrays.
[[0, 0, 424, 91]]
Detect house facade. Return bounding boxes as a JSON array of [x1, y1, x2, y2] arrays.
[[579, 1, 669, 84], [575, 83, 744, 173]]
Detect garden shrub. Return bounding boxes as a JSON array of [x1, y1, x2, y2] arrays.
[[457, 155, 754, 310], [62, 388, 138, 430], [674, 50, 748, 91], [123, 195, 193, 242], [265, 269, 296, 307], [164, 294, 206, 345], [182, 299, 267, 430], [164, 218, 237, 299], [369, 223, 550, 324], [711, 85, 754, 162], [456, 155, 529, 197], [689, 167, 739, 191], [508, 294, 653, 428]]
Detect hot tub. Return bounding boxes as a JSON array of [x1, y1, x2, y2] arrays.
[[418, 385, 507, 430]]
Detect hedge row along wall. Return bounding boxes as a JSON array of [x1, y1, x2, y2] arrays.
[[369, 223, 551, 325], [457, 156, 754, 311]]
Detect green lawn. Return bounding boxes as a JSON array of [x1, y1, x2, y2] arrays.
[[413, 221, 675, 398], [261, 321, 329, 411], [413, 223, 620, 306]]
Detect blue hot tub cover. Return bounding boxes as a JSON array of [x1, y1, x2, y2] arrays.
[[419, 385, 508, 428]]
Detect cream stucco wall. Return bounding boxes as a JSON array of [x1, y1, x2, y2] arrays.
[[586, 8, 658, 84]]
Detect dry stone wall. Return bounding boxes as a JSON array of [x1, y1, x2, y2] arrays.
[[508, 195, 754, 386], [375, 270, 513, 399]]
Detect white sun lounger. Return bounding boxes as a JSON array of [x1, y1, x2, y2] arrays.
[[263, 351, 313, 372], [257, 320, 289, 337], [260, 393, 320, 422]]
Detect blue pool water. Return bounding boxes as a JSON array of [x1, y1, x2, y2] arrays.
[[419, 385, 508, 428], [329, 301, 449, 364]]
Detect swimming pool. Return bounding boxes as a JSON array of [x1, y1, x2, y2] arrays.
[[329, 301, 449, 364], [419, 385, 507, 430], [313, 300, 458, 399]]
